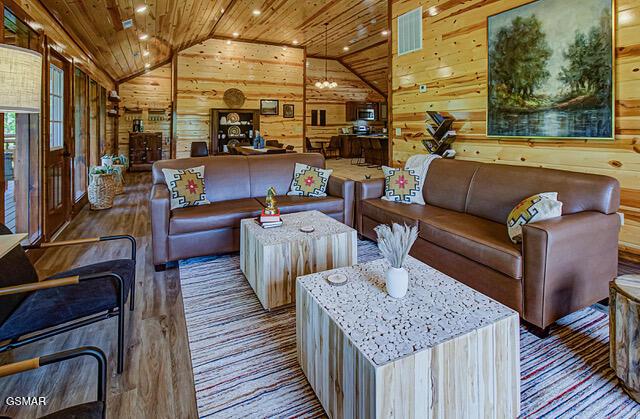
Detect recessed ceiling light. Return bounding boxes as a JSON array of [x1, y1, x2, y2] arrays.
[[232, 32, 239, 38], [343, 46, 349, 51], [145, 63, 151, 68], [135, 5, 147, 13], [142, 50, 150, 57], [428, 7, 439, 16], [292, 40, 299, 45], [139, 33, 149, 40], [226, 40, 232, 45], [252, 9, 261, 16], [381, 30, 389, 36]]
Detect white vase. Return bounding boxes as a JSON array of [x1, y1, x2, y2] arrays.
[[385, 266, 409, 298], [101, 156, 113, 167]]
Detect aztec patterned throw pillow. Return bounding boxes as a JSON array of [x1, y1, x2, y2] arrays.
[[507, 192, 563, 243], [381, 166, 423, 204], [287, 163, 333, 197], [162, 166, 211, 210]]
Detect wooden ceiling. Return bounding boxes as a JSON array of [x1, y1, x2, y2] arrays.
[[41, 0, 390, 88]]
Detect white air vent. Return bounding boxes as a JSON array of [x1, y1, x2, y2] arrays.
[[122, 19, 134, 29], [397, 7, 423, 56]]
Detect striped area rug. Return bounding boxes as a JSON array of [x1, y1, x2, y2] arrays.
[[179, 240, 640, 418]]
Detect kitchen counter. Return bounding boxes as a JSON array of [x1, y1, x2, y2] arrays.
[[338, 134, 388, 165]]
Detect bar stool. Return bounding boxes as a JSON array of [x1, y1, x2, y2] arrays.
[[350, 137, 364, 166]]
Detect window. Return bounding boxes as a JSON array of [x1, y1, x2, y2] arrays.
[[398, 7, 423, 56], [49, 64, 64, 150]]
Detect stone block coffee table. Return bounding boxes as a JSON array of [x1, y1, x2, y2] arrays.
[[296, 256, 520, 419], [240, 210, 357, 311]]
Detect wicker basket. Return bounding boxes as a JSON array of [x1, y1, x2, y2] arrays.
[[88, 173, 116, 210], [112, 165, 125, 195]]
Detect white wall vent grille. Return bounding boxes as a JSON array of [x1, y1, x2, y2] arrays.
[[397, 7, 423, 56]]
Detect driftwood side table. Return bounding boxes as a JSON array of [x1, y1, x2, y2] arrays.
[[610, 274, 640, 403]]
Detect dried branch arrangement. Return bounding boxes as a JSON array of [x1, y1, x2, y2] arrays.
[[374, 223, 418, 269]]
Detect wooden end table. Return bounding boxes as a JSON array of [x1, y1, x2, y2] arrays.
[[297, 256, 521, 419], [240, 210, 357, 311], [610, 274, 640, 403]]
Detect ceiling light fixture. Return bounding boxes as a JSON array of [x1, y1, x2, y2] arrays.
[[135, 5, 147, 13], [142, 50, 150, 57], [145, 63, 151, 68], [252, 9, 261, 16], [314, 23, 337, 89], [226, 40, 232, 45], [232, 32, 239, 38], [292, 39, 299, 45], [381, 30, 389, 36], [139, 33, 149, 40], [343, 46, 349, 51]]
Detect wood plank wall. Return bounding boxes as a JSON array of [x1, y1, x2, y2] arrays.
[[118, 64, 172, 159], [175, 39, 305, 158], [306, 58, 385, 142], [390, 0, 640, 255]]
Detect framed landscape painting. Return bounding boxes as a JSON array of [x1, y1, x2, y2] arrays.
[[487, 0, 614, 139]]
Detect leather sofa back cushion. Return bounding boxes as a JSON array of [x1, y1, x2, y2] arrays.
[[465, 164, 620, 224], [423, 159, 481, 212], [152, 153, 325, 203]]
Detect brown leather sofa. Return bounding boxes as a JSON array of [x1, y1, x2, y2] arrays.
[[151, 153, 354, 270], [356, 159, 620, 334]]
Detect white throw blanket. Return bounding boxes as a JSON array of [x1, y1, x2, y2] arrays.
[[404, 154, 441, 205]]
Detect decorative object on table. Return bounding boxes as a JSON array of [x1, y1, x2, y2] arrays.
[[260, 186, 281, 225], [220, 116, 228, 125], [609, 274, 640, 403], [374, 223, 418, 298], [326, 273, 347, 286], [287, 163, 332, 197], [314, 23, 338, 89], [101, 155, 114, 167], [0, 44, 42, 113], [132, 118, 144, 132], [226, 112, 240, 124], [88, 167, 116, 210], [161, 166, 210, 210], [487, 0, 613, 139], [507, 192, 563, 243], [283, 104, 295, 118], [422, 111, 455, 156], [223, 88, 246, 108], [253, 131, 265, 149], [227, 125, 241, 137], [260, 99, 279, 115], [300, 226, 315, 233], [381, 166, 422, 205]]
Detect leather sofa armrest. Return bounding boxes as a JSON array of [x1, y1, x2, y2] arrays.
[[327, 175, 355, 227], [522, 211, 620, 329], [355, 178, 385, 233], [150, 183, 171, 265]]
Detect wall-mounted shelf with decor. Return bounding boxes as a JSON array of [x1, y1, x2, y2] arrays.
[[422, 111, 456, 156]]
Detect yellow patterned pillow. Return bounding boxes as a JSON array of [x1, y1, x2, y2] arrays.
[[162, 166, 211, 210], [507, 192, 563, 243], [381, 166, 423, 204], [287, 163, 333, 197]]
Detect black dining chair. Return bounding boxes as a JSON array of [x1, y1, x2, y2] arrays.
[[369, 138, 385, 167], [350, 138, 364, 166], [305, 137, 324, 155], [0, 224, 136, 374], [0, 346, 107, 419], [190, 141, 209, 157], [324, 136, 341, 159]]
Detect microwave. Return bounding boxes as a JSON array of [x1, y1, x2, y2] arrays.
[[357, 108, 375, 120]]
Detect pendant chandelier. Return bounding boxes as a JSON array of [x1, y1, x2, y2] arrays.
[[315, 23, 337, 89]]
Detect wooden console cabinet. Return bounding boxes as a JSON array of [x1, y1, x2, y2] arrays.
[[129, 132, 163, 171]]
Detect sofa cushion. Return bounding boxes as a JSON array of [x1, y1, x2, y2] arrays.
[[419, 213, 523, 279], [255, 195, 344, 214], [361, 199, 453, 228], [169, 198, 263, 234]]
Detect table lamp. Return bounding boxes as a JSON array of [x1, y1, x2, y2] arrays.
[[0, 44, 42, 113]]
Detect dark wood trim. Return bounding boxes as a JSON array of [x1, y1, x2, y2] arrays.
[[208, 0, 238, 38], [303, 46, 307, 151], [338, 58, 387, 99], [338, 39, 389, 60], [117, 56, 173, 84], [171, 54, 178, 159], [210, 35, 306, 50], [387, 0, 393, 165], [0, 1, 5, 225], [34, 0, 117, 86]]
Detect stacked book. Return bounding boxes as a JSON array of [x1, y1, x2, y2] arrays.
[[258, 209, 282, 228]]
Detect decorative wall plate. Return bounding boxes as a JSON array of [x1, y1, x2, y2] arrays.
[[228, 126, 241, 137], [223, 88, 246, 108]]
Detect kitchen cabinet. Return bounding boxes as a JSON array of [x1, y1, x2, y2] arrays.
[[129, 132, 163, 171]]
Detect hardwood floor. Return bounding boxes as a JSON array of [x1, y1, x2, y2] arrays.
[[0, 173, 198, 419], [0, 171, 638, 418]]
